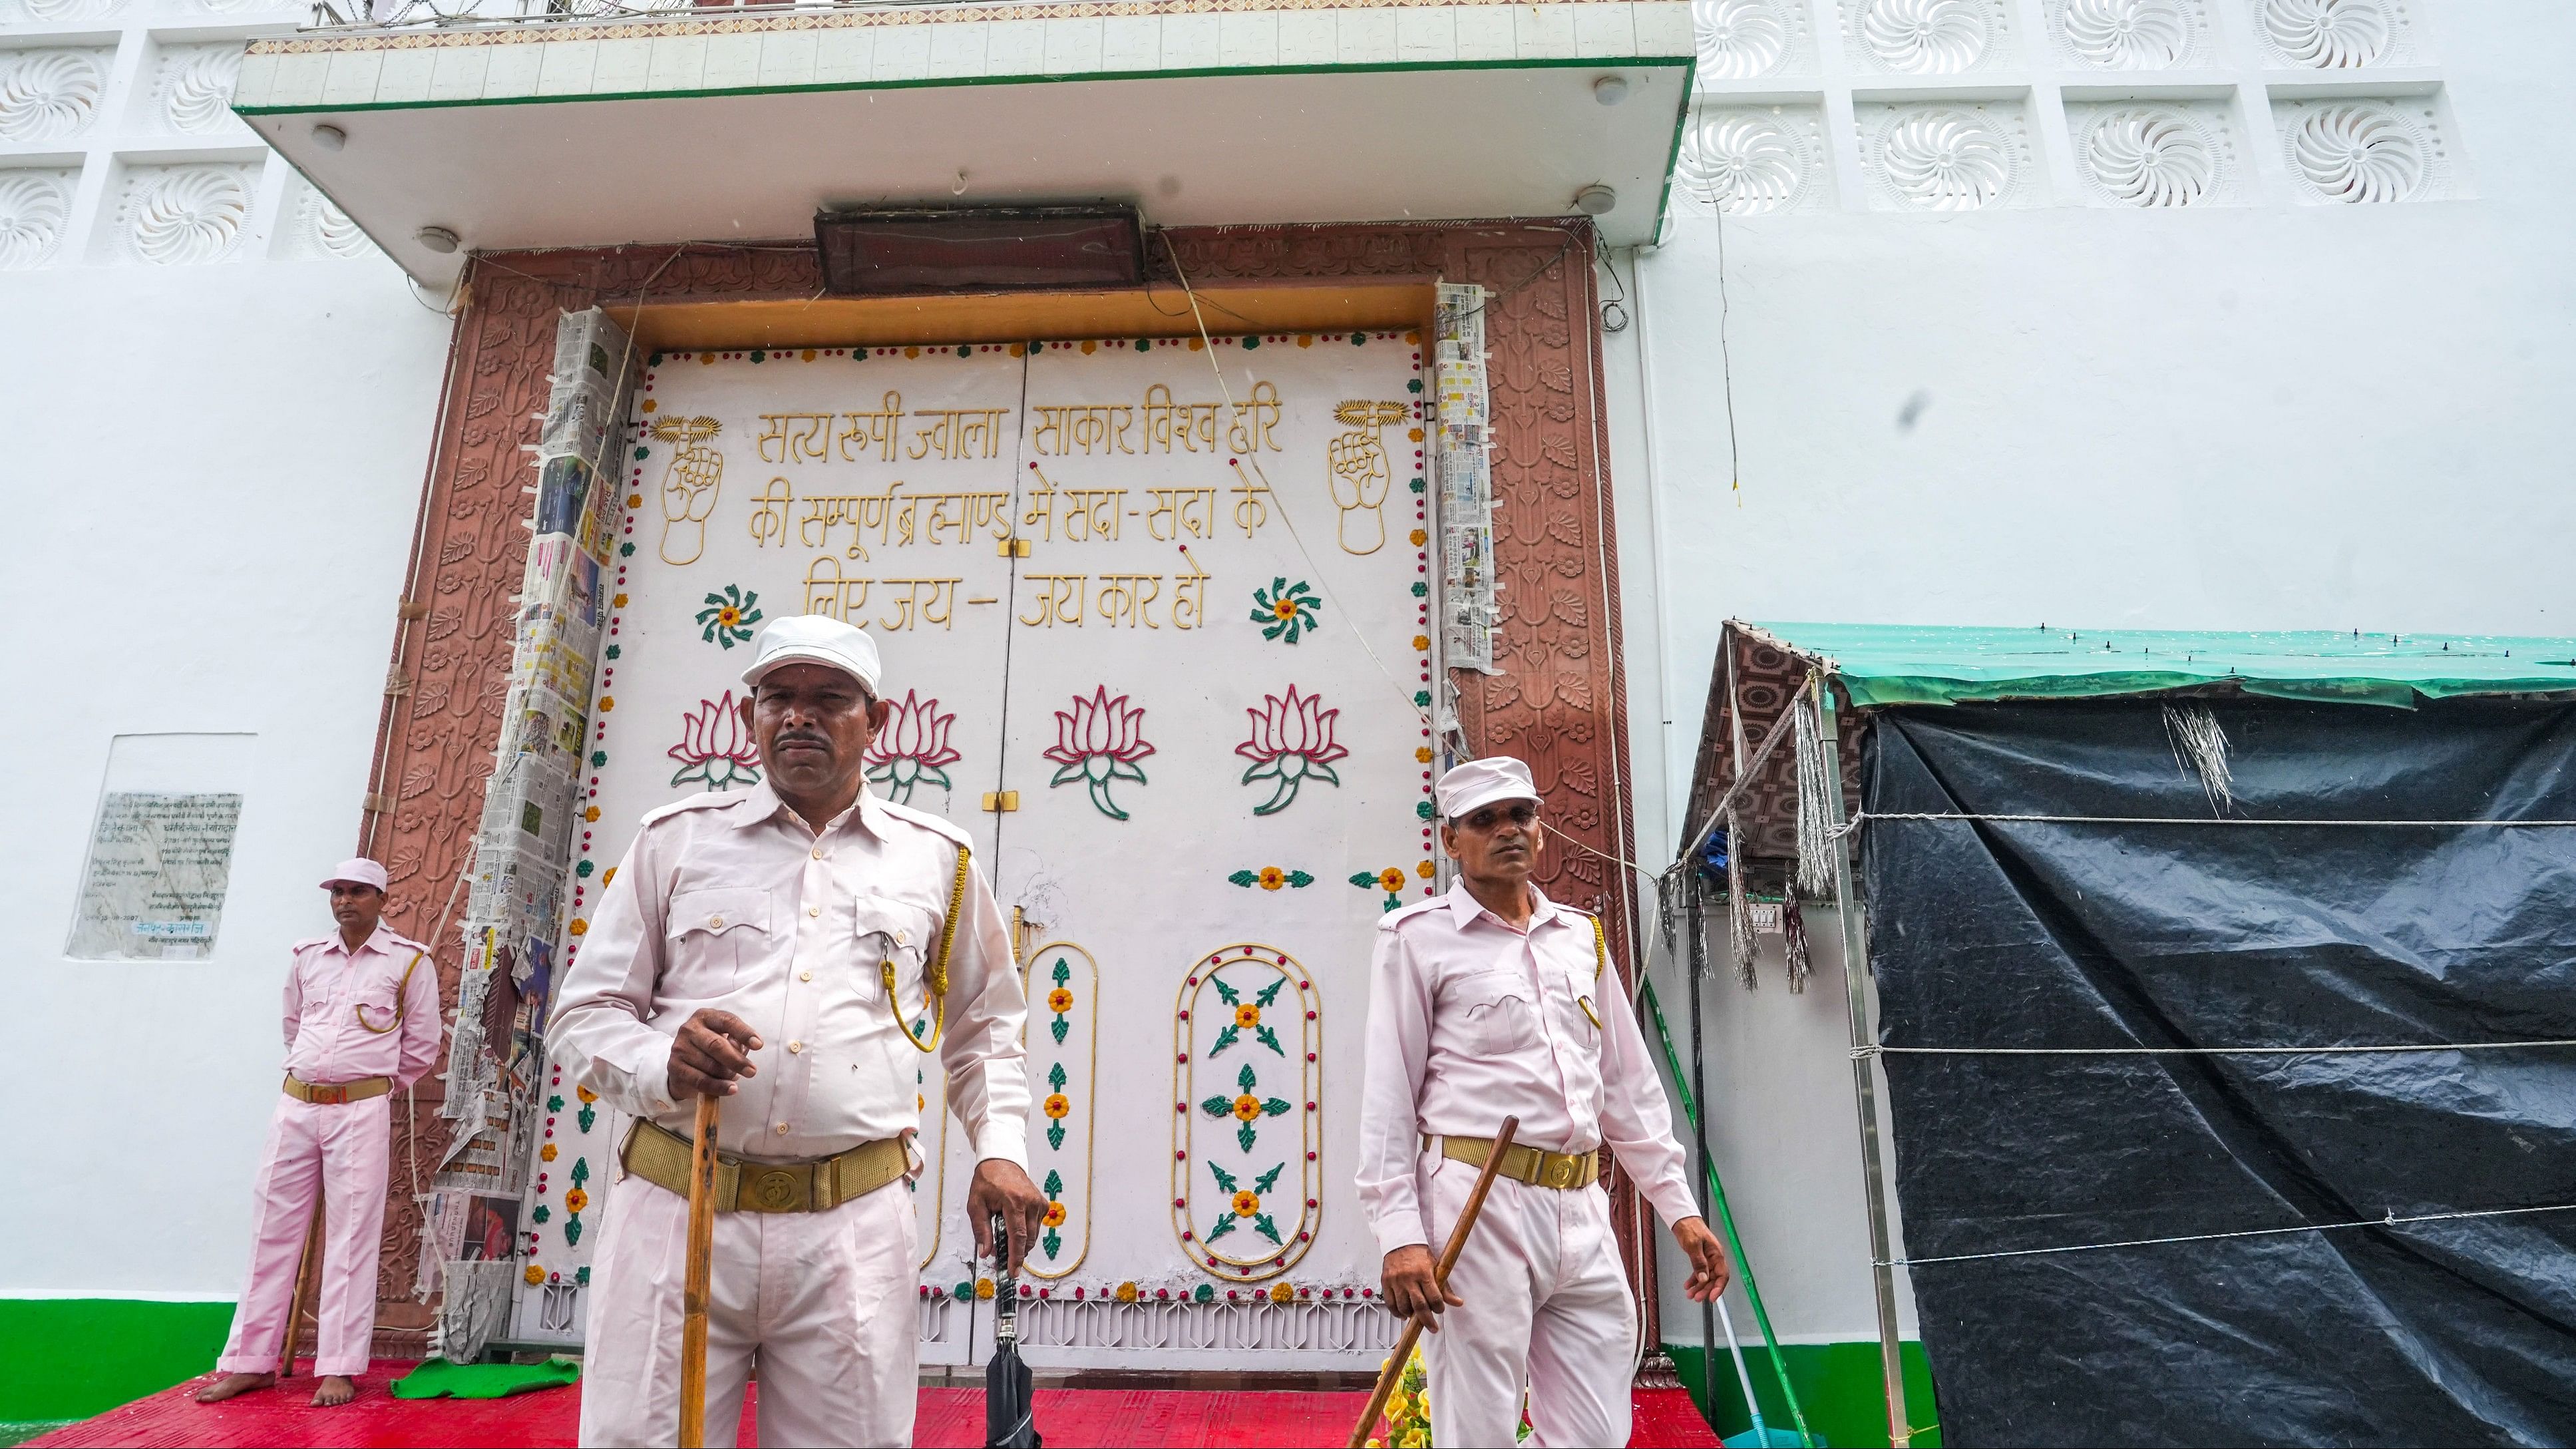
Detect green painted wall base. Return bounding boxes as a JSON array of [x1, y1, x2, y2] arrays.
[[0, 1299, 235, 1426], [1664, 1340, 1941, 1448]]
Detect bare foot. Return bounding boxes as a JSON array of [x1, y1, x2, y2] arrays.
[[195, 1372, 275, 1404], [311, 1375, 358, 1408]]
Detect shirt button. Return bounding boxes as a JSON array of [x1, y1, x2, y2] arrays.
[[800, 970, 813, 982], [895, 929, 910, 946], [709, 915, 725, 928], [809, 905, 821, 918], [813, 847, 827, 861], [788, 1040, 805, 1054], [775, 1123, 790, 1136]]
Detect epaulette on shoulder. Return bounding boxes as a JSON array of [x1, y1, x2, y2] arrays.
[[382, 932, 432, 956], [291, 933, 337, 950], [638, 791, 739, 829], [1376, 897, 1451, 932], [874, 796, 974, 850]]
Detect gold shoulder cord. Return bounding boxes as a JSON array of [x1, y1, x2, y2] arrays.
[[355, 948, 428, 1035], [888, 843, 973, 1055], [1578, 915, 1608, 1030]]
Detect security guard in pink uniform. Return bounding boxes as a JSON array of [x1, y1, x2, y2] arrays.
[[556, 615, 1045, 1448], [1359, 757, 1734, 1448], [198, 857, 442, 1408]]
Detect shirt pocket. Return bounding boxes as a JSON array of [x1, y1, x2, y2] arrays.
[[852, 896, 938, 998], [1451, 969, 1541, 1056], [667, 887, 774, 983]]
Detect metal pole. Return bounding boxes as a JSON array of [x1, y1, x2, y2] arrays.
[[1684, 879, 1724, 1433], [1817, 684, 1912, 1448]]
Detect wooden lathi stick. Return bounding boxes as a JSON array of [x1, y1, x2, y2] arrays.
[[275, 1195, 327, 1379], [679, 1094, 721, 1449], [1346, 1116, 1520, 1449]]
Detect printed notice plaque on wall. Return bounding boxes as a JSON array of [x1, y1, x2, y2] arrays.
[[67, 791, 243, 960]]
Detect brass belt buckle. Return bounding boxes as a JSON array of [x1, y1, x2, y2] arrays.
[[1549, 1156, 1574, 1188], [749, 1167, 803, 1212], [312, 1083, 347, 1106]]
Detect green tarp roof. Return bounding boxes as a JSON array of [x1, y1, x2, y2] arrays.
[[1740, 622, 2576, 709]]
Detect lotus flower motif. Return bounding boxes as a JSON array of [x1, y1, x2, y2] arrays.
[[864, 690, 962, 803], [1042, 686, 1155, 820], [667, 691, 761, 791], [1236, 686, 1348, 815]]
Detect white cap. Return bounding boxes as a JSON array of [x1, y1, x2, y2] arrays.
[[1435, 757, 1540, 820], [740, 614, 882, 695], [321, 857, 389, 892]]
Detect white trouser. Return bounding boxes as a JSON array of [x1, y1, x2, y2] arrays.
[[578, 1171, 919, 1448], [1420, 1147, 1638, 1449], [216, 1093, 393, 1379]]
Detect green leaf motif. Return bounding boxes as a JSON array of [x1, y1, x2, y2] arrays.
[[1349, 871, 1378, 888], [1254, 978, 1287, 1009], [530, 1205, 550, 1225], [1202, 1096, 1234, 1118], [1252, 1214, 1282, 1245], [1236, 1122, 1258, 1153], [577, 1105, 597, 1134], [1052, 959, 1071, 985], [1043, 1229, 1062, 1260], [570, 1157, 591, 1186], [1208, 1025, 1241, 1057], [1050, 1018, 1069, 1044], [1253, 1164, 1284, 1195], [1043, 1169, 1063, 1197], [1287, 871, 1314, 887], [1206, 1215, 1236, 1242], [1208, 1162, 1239, 1193], [1211, 978, 1242, 1006], [1048, 1062, 1068, 1090], [546, 1094, 565, 1112], [1262, 1098, 1292, 1118], [1047, 1123, 1065, 1151], [1255, 1025, 1284, 1056], [1236, 1062, 1258, 1092], [564, 1216, 584, 1247], [1228, 869, 1258, 887]]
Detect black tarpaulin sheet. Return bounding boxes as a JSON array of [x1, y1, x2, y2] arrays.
[[1858, 698, 2576, 1447]]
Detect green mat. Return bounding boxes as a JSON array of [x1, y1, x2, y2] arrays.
[[389, 1356, 581, 1400]]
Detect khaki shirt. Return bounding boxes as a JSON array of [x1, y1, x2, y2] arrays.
[[551, 781, 1029, 1169]]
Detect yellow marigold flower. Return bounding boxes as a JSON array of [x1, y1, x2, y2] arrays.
[[1116, 1282, 1139, 1303], [1234, 1004, 1261, 1029], [524, 1264, 546, 1286], [1273, 599, 1301, 622], [568, 919, 589, 936], [577, 1086, 597, 1104], [602, 867, 616, 887], [1379, 867, 1406, 893], [1417, 860, 1436, 879], [976, 1278, 996, 1300], [582, 805, 601, 823], [1043, 1201, 1067, 1228], [564, 1187, 588, 1213], [1047, 988, 1073, 1013], [1410, 528, 1428, 547], [1415, 747, 1433, 763], [1231, 1189, 1261, 1217], [1231, 1094, 1262, 1122], [1043, 1094, 1071, 1120], [1367, 1440, 1385, 1448], [1411, 635, 1430, 652], [1258, 867, 1286, 891], [540, 1143, 558, 1162], [1270, 1282, 1294, 1304]]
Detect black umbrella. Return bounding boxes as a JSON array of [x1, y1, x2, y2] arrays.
[[986, 1212, 1041, 1449]]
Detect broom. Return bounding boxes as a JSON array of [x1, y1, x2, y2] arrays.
[[1346, 1116, 1519, 1449]]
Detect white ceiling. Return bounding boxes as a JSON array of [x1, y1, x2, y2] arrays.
[[248, 63, 1687, 282]]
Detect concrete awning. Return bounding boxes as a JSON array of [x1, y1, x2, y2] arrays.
[[235, 0, 1694, 282]]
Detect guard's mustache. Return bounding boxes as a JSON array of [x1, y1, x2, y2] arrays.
[[775, 731, 833, 751]]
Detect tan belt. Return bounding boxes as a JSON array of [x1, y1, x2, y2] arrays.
[[283, 1074, 391, 1106], [1435, 1134, 1602, 1191], [620, 1118, 910, 1214]]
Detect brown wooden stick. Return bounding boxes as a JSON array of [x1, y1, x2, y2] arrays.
[[679, 1094, 720, 1449], [275, 1193, 326, 1379], [1346, 1116, 1520, 1449]]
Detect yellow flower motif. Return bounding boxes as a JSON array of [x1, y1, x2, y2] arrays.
[[540, 1143, 558, 1162], [801, 349, 817, 362], [1411, 635, 1431, 652], [1043, 1093, 1071, 1120], [1234, 1004, 1261, 1029], [1417, 860, 1437, 879], [1116, 1281, 1139, 1303], [917, 1094, 926, 1110], [602, 867, 617, 887], [1231, 1189, 1261, 1217], [1047, 988, 1074, 1013], [1410, 528, 1428, 547], [1272, 598, 1302, 623], [1270, 1281, 1294, 1304], [1231, 1094, 1262, 1122], [1378, 867, 1406, 894], [1415, 747, 1433, 763], [582, 805, 601, 823], [577, 1086, 597, 1104], [976, 1278, 996, 1300], [1257, 867, 1286, 891], [598, 696, 615, 712], [563, 1187, 588, 1213], [1043, 1201, 1067, 1228], [640, 398, 658, 413], [524, 1264, 546, 1285], [715, 606, 741, 629], [1407, 427, 1425, 443], [568, 919, 589, 936], [612, 593, 630, 608]]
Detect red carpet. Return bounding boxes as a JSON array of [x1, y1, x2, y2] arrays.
[[31, 1362, 1721, 1447]]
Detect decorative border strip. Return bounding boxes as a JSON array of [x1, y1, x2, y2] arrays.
[[1170, 942, 1320, 1284], [256, 0, 1660, 56]]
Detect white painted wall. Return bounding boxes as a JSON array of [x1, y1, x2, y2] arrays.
[[0, 256, 451, 1297], [1609, 0, 2576, 1350]]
